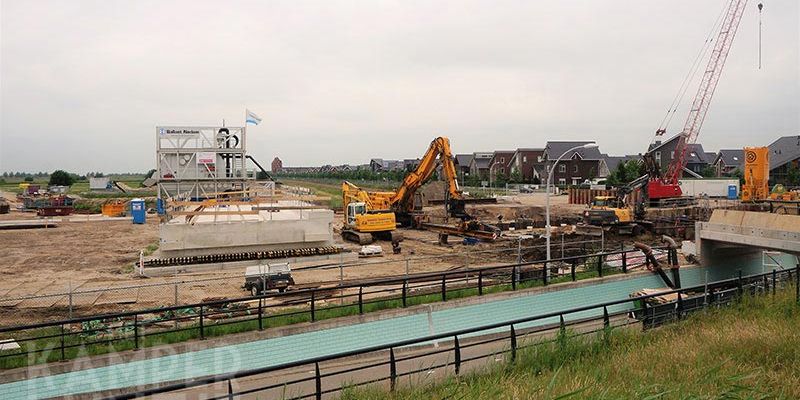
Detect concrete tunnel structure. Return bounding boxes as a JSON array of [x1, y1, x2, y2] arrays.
[[696, 209, 800, 268]]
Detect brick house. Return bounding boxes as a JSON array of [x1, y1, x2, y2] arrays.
[[509, 148, 545, 183], [647, 134, 712, 177], [271, 157, 283, 173], [713, 149, 744, 176], [543, 141, 608, 186], [468, 152, 493, 181], [488, 150, 515, 184], [454, 154, 473, 182], [768, 135, 800, 185]]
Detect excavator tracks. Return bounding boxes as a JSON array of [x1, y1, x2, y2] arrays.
[[342, 230, 374, 245]]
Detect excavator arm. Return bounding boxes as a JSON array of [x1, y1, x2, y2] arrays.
[[389, 137, 462, 213], [342, 181, 373, 210]]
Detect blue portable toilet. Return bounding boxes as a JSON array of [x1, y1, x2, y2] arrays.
[[727, 184, 738, 200], [130, 198, 146, 224], [156, 198, 165, 215]]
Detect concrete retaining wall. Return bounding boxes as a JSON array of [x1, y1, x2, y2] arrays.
[[159, 209, 335, 257]]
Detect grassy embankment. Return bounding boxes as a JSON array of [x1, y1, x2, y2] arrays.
[[343, 286, 800, 400], [279, 178, 400, 210]]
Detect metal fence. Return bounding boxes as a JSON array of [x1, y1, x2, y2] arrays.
[[0, 239, 604, 324], [0, 245, 664, 370], [108, 266, 799, 400]]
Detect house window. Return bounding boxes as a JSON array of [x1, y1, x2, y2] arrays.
[[572, 178, 580, 185], [501, 157, 505, 163], [670, 151, 675, 160], [558, 178, 566, 185], [523, 156, 527, 163], [655, 152, 662, 164], [573, 164, 579, 173], [500, 167, 504, 174], [537, 156, 543, 162], [559, 164, 566, 173]]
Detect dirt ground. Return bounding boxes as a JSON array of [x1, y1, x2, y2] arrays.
[[0, 190, 617, 323]]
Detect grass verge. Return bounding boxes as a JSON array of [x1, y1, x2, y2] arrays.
[[342, 284, 800, 399]]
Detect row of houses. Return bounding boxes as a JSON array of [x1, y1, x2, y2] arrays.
[[648, 134, 800, 185], [271, 157, 370, 175], [453, 141, 613, 186], [272, 134, 800, 186]]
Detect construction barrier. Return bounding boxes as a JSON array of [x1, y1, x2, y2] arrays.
[[568, 188, 616, 204], [568, 188, 643, 205], [101, 201, 126, 217]]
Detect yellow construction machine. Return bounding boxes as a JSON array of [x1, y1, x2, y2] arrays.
[[582, 189, 646, 235], [768, 184, 799, 201], [341, 136, 493, 244], [741, 147, 769, 202], [341, 181, 400, 244]]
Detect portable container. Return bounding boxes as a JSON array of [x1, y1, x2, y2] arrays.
[[130, 198, 146, 224]]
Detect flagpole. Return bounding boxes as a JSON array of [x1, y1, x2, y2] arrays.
[[243, 109, 247, 183]]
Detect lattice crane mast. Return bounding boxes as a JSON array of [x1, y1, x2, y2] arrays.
[[647, 0, 748, 201]]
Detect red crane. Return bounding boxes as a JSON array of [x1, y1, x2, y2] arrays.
[[646, 0, 748, 201]]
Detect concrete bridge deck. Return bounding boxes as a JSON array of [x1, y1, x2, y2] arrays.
[[697, 210, 800, 265]]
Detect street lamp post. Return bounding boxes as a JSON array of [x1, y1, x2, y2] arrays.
[[489, 161, 503, 189], [545, 143, 598, 268]]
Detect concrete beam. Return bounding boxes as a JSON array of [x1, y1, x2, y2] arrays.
[[698, 222, 800, 253], [696, 213, 800, 266]]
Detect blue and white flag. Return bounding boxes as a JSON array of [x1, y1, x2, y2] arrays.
[[246, 109, 262, 125]]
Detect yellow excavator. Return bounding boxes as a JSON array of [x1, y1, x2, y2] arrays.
[[341, 182, 400, 244], [341, 137, 473, 244], [582, 186, 646, 235]]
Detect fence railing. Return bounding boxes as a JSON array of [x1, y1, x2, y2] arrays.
[[0, 245, 663, 369], [0, 239, 604, 324], [107, 266, 800, 400]]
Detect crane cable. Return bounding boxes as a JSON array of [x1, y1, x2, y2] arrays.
[[652, 1, 731, 142]]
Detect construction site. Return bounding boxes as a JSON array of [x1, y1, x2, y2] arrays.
[[0, 0, 798, 399]]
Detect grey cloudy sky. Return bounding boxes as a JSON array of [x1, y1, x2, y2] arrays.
[[1, 0, 798, 173]]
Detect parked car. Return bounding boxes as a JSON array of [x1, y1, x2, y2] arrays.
[[519, 185, 534, 193], [243, 263, 295, 295], [579, 179, 609, 190]]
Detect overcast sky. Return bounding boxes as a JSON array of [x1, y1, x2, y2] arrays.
[[1, 0, 798, 173]]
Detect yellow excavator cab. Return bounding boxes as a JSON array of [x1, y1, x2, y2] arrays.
[[585, 195, 635, 227], [345, 202, 396, 233], [590, 196, 621, 208]]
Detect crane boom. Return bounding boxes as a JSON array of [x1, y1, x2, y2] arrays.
[[648, 0, 748, 201]]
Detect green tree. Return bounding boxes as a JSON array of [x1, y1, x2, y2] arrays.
[[701, 165, 717, 178], [493, 171, 509, 187], [465, 174, 481, 187], [786, 163, 800, 186], [509, 169, 523, 184], [24, 176, 34, 182], [49, 170, 75, 186], [732, 168, 744, 185]]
